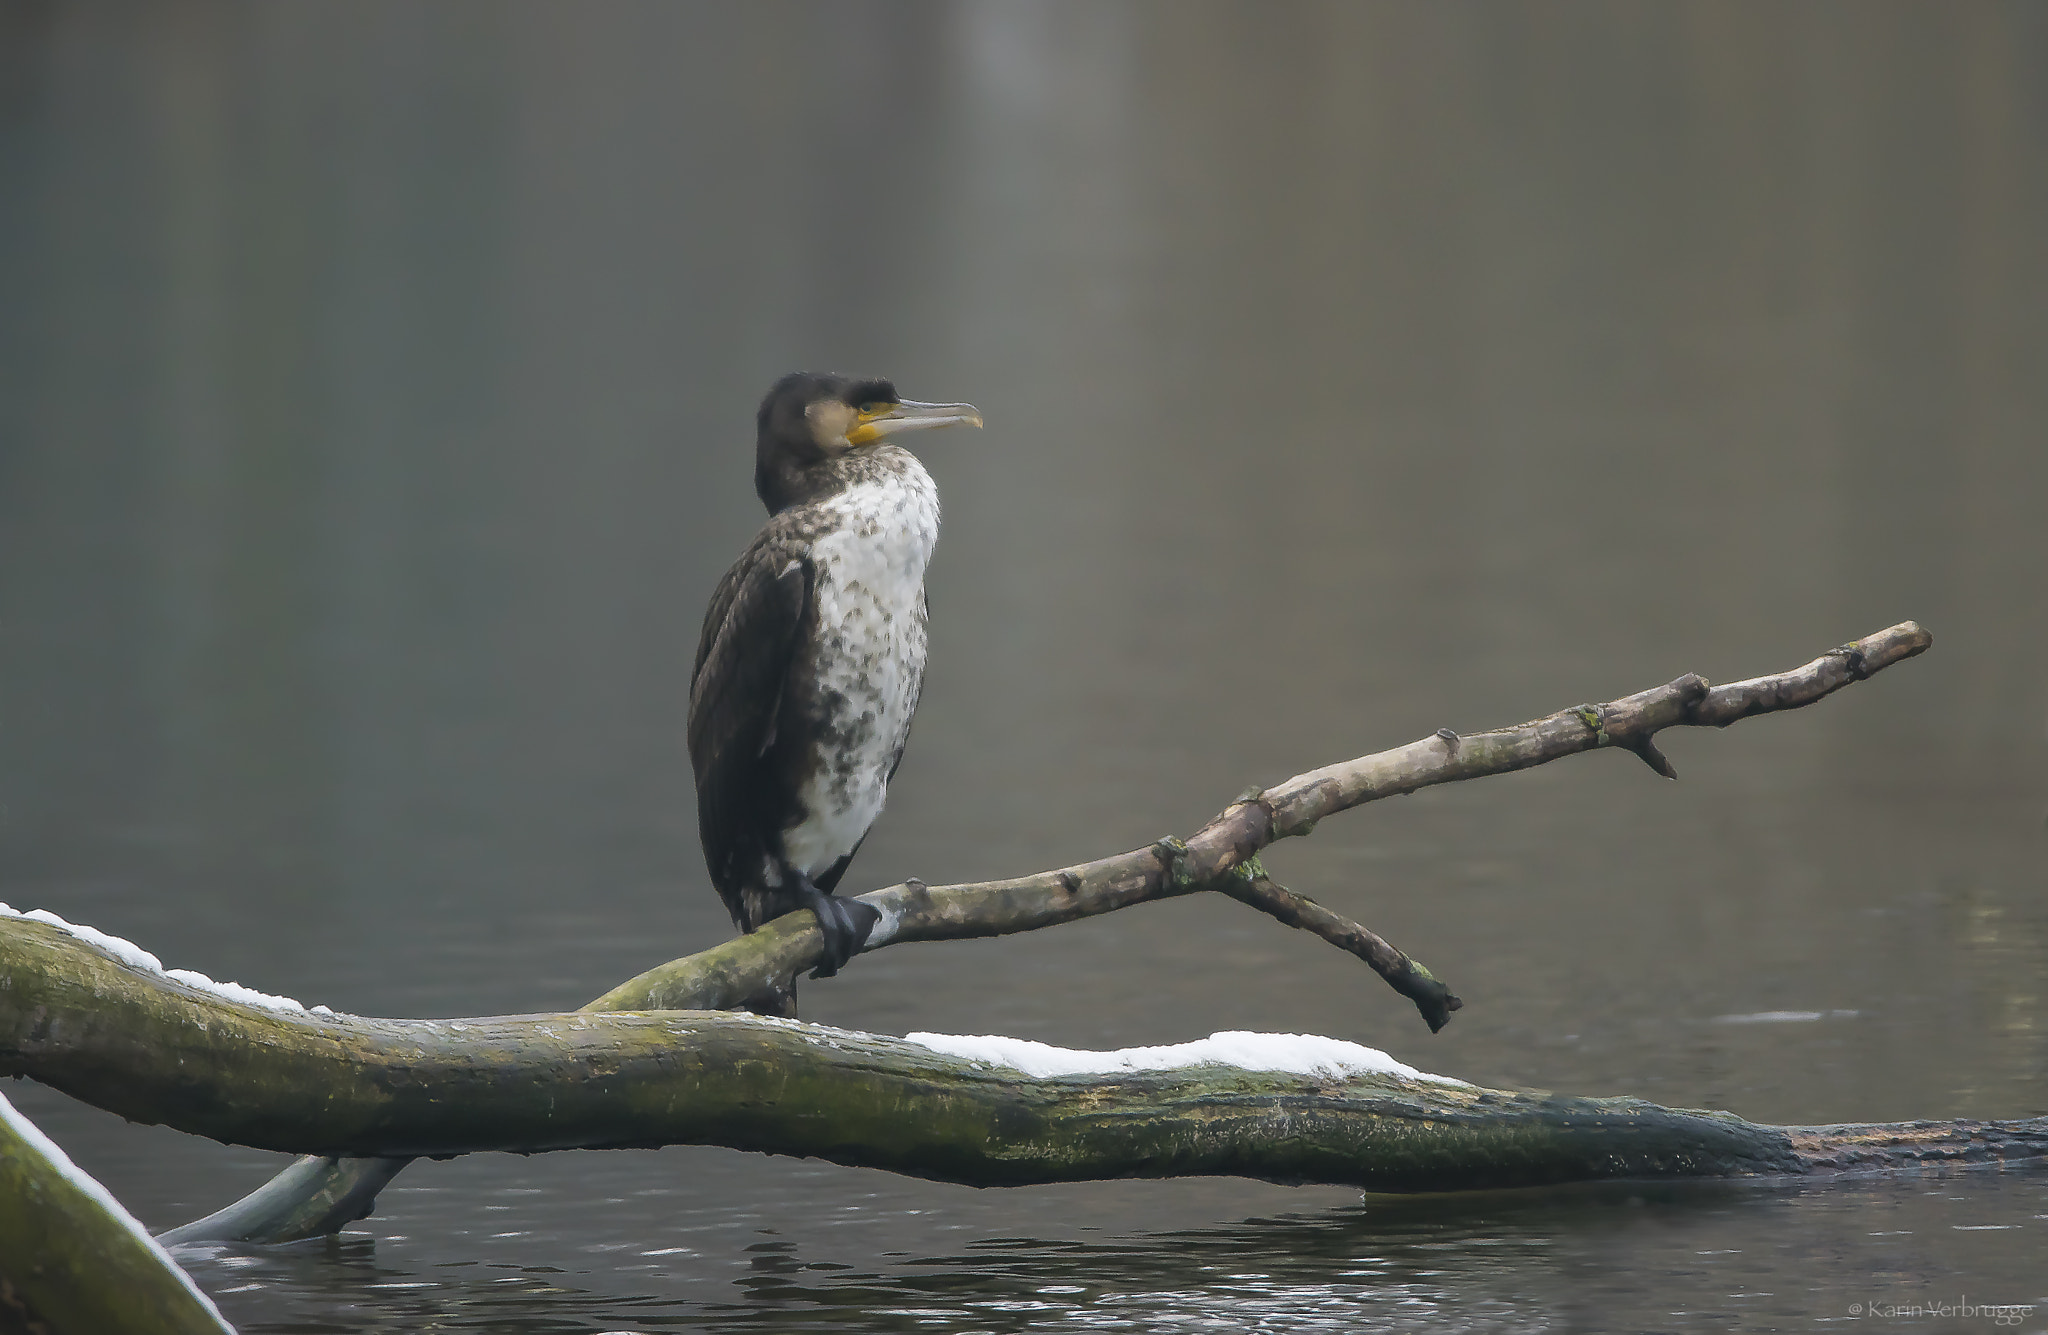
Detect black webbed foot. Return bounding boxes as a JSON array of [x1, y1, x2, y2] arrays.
[[797, 877, 880, 979]]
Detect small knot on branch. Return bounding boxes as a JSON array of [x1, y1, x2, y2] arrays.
[[1435, 727, 1460, 748], [1829, 643, 1872, 681], [1151, 836, 1194, 889], [1678, 673, 1711, 700], [1574, 704, 1611, 745], [1215, 787, 1278, 852]]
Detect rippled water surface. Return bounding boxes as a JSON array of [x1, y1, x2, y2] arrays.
[[3, 3, 2045, 1331]]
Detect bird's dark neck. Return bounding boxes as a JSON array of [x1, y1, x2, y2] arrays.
[[754, 446, 921, 516]]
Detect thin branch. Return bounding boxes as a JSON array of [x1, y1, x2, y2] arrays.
[[1217, 866, 1462, 1032], [594, 621, 1932, 1017]]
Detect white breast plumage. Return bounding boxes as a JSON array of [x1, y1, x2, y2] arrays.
[[779, 461, 940, 878]]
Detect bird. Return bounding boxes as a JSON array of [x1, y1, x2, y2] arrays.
[[687, 372, 982, 987]]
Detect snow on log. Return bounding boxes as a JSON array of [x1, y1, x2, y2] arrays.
[[3, 916, 2045, 1200]]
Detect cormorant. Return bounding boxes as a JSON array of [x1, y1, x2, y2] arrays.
[[688, 372, 982, 982]]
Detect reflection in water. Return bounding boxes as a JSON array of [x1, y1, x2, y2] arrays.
[[2, 3, 2045, 1331], [169, 1170, 2048, 1333]]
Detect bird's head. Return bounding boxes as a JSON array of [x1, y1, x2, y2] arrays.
[[753, 372, 982, 513]]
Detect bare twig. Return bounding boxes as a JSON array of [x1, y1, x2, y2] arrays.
[[594, 621, 1933, 1022], [1218, 867, 1462, 1032]]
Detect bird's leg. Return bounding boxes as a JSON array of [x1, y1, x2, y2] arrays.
[[795, 875, 880, 979]]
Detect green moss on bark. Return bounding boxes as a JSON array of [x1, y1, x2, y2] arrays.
[[0, 1091, 233, 1334]]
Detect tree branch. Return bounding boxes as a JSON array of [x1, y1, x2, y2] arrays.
[[115, 621, 1931, 1242], [5, 923, 2044, 1196], [594, 620, 1932, 1016], [1218, 866, 1462, 1032]]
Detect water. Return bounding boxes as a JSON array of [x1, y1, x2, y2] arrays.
[[3, 3, 2045, 1330]]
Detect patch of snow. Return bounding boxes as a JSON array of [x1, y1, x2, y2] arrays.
[[163, 970, 309, 1013], [0, 902, 327, 1015], [901, 1029, 1467, 1085], [0, 1090, 232, 1328], [17, 908, 167, 974]]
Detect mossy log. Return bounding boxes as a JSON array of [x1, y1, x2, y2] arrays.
[[4, 923, 2046, 1207], [0, 1089, 233, 1335], [1, 621, 1963, 1248]]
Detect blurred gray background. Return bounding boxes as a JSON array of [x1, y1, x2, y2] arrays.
[[2, 3, 2044, 1331]]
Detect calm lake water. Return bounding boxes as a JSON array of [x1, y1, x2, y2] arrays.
[[3, 4, 2046, 1331]]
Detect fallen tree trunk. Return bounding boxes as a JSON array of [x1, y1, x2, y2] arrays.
[[4, 923, 2045, 1193], [0, 622, 1957, 1246]]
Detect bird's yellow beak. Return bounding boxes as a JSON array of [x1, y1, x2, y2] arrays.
[[846, 399, 984, 446]]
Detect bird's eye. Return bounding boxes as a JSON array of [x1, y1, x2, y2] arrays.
[[858, 402, 890, 418]]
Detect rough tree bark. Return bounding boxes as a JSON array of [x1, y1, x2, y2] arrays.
[[0, 622, 1987, 1252], [4, 924, 2046, 1195]]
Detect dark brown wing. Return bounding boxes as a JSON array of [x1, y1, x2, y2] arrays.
[[687, 536, 812, 927]]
